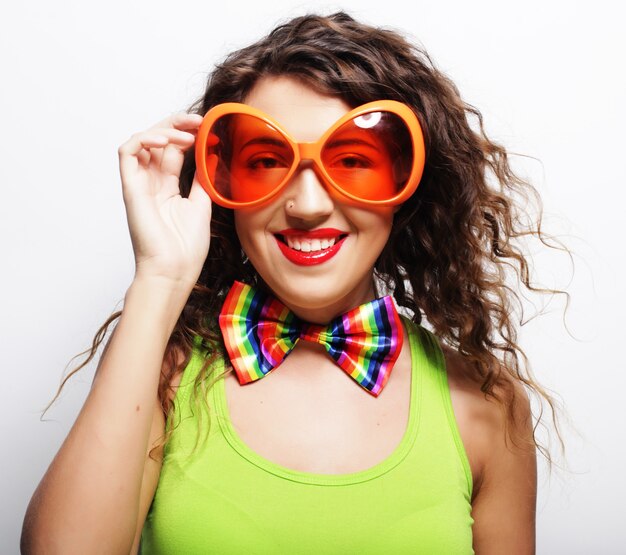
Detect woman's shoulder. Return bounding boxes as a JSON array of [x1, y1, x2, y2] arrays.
[[439, 342, 534, 499], [439, 343, 537, 549]]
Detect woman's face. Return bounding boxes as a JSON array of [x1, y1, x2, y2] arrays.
[[233, 75, 395, 323]]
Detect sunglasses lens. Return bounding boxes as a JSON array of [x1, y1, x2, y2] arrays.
[[204, 113, 295, 203], [321, 111, 414, 201]]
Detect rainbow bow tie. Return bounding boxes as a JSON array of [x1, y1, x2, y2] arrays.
[[219, 281, 404, 397]]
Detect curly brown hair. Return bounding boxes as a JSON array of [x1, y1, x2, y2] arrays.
[[50, 11, 569, 461]]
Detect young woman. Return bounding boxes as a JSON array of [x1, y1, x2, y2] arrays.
[[22, 12, 560, 554]]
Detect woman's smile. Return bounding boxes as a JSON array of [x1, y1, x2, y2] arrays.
[[274, 227, 349, 265]]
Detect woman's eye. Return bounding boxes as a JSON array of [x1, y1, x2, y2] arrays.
[[247, 155, 286, 170], [333, 154, 373, 169]]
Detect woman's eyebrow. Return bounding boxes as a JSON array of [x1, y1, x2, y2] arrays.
[[324, 137, 379, 150], [238, 136, 290, 151]]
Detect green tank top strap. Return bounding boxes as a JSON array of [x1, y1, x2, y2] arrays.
[[411, 322, 473, 496]]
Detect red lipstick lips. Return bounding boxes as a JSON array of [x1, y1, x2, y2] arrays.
[[274, 228, 348, 266]]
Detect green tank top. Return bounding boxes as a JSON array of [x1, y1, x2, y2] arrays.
[[141, 319, 474, 554]]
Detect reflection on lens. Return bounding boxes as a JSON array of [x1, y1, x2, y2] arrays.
[[354, 112, 382, 129]]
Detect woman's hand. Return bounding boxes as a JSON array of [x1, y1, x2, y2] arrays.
[[118, 112, 211, 290]]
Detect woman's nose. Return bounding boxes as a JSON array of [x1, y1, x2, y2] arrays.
[[282, 165, 334, 220]]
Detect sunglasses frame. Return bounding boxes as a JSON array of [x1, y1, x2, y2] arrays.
[[195, 99, 426, 209]]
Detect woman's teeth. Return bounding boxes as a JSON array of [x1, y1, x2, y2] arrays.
[[285, 237, 337, 252]]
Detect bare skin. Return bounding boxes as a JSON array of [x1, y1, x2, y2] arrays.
[[128, 335, 536, 554], [22, 75, 536, 554]]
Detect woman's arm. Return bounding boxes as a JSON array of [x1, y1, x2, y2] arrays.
[[21, 278, 190, 554], [470, 382, 537, 554], [22, 112, 211, 554], [446, 347, 537, 555], [129, 380, 168, 555]]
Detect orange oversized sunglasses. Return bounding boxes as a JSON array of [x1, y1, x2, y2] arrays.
[[195, 100, 426, 209]]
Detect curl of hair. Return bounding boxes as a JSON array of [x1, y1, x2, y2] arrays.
[[47, 11, 569, 463]]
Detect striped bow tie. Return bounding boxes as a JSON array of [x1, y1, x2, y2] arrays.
[[218, 281, 404, 397]]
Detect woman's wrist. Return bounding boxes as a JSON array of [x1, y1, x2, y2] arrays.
[[125, 275, 195, 339]]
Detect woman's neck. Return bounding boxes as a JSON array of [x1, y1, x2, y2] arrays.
[[259, 276, 379, 324]]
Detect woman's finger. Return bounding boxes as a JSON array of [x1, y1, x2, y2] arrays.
[[170, 112, 203, 131], [155, 114, 202, 169], [188, 172, 212, 212], [118, 134, 167, 184], [119, 112, 202, 167], [119, 128, 195, 176], [158, 132, 196, 178], [147, 112, 203, 133]]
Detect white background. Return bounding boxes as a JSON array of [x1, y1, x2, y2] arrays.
[[2, 0, 624, 553]]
